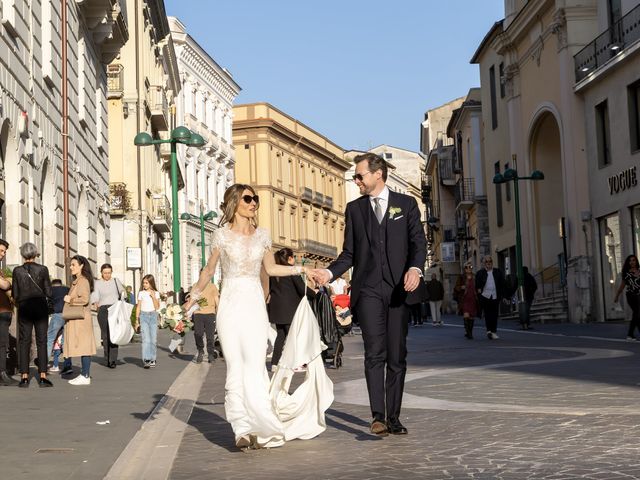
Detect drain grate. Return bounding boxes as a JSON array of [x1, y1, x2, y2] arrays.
[[35, 448, 75, 454]]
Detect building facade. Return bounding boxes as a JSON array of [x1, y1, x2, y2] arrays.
[[233, 103, 350, 266], [575, 0, 640, 321], [0, 0, 127, 276], [107, 0, 180, 292], [169, 16, 241, 288], [471, 0, 599, 322]]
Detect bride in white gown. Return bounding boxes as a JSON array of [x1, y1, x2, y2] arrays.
[[185, 184, 333, 449]]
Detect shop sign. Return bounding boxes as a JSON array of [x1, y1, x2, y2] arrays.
[[608, 166, 637, 195]]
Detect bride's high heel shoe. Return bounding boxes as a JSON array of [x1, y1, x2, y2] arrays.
[[235, 435, 251, 448]]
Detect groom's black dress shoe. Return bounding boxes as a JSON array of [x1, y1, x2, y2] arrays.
[[387, 420, 408, 435], [370, 419, 388, 436]]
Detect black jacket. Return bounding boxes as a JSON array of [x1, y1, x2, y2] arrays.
[[268, 275, 312, 325], [426, 279, 444, 301], [475, 268, 505, 301], [12, 263, 52, 304], [327, 191, 426, 307]]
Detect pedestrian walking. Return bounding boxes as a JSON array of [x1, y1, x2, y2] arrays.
[[406, 277, 428, 327], [458, 262, 478, 339], [11, 242, 53, 388], [94, 264, 125, 368], [522, 266, 538, 330], [614, 255, 640, 340], [63, 255, 96, 386], [426, 273, 444, 326], [0, 239, 18, 386], [136, 274, 160, 368], [475, 255, 505, 340], [192, 275, 219, 364], [314, 152, 426, 436], [46, 279, 70, 372], [267, 248, 311, 371]]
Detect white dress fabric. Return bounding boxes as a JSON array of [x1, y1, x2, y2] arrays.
[[213, 226, 334, 448]]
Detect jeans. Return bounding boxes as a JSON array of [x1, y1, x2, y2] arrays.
[[47, 313, 65, 360], [139, 311, 158, 361], [0, 312, 12, 373], [80, 355, 91, 377]]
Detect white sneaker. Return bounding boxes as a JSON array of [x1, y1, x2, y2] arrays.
[[69, 375, 91, 386], [49, 366, 60, 373], [149, 360, 156, 368], [491, 332, 500, 340], [627, 336, 636, 341]]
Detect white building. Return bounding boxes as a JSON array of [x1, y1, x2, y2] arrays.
[[0, 0, 127, 276], [169, 17, 241, 288]]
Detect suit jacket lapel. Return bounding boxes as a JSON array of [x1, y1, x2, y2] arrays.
[[386, 191, 398, 235], [358, 196, 372, 246]]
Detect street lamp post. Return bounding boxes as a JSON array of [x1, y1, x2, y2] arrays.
[[492, 154, 544, 325], [134, 126, 206, 294], [181, 203, 217, 268]]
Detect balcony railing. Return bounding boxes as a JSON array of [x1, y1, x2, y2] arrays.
[[150, 194, 171, 233], [574, 3, 640, 82], [300, 187, 313, 203], [438, 146, 456, 186], [323, 195, 333, 210], [312, 191, 324, 207], [299, 238, 338, 259], [146, 85, 168, 131], [455, 178, 475, 210], [426, 200, 440, 223], [442, 224, 456, 243]]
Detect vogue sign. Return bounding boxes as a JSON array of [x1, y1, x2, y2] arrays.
[[608, 166, 637, 195]]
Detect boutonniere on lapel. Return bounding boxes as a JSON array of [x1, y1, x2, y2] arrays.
[[388, 206, 402, 220]]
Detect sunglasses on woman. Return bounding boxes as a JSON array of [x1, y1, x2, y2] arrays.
[[242, 194, 260, 205]]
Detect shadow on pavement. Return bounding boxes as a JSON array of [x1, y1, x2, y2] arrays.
[[187, 405, 238, 452], [325, 408, 384, 442]]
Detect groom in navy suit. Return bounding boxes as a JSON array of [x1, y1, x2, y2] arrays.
[[314, 153, 426, 436]]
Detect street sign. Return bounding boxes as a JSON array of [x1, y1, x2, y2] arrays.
[[126, 247, 142, 269], [441, 242, 455, 263]]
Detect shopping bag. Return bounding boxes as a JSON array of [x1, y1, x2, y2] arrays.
[[108, 300, 134, 345]]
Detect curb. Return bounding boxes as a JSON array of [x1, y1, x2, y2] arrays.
[[104, 361, 210, 480]]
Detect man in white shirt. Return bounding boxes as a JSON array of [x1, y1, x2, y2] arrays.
[[475, 255, 505, 340]]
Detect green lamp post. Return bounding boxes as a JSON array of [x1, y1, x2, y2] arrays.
[[134, 127, 206, 294], [492, 154, 544, 325], [181, 205, 217, 268]]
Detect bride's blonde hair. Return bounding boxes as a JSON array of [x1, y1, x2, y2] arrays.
[[219, 184, 259, 227]]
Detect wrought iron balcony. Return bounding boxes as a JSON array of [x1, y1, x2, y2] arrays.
[[150, 194, 171, 233], [574, 3, 640, 82], [438, 145, 456, 186], [299, 238, 338, 259], [146, 85, 168, 131], [300, 187, 313, 203], [323, 195, 333, 210], [442, 224, 457, 243], [426, 200, 440, 224], [455, 178, 475, 210], [312, 191, 324, 207]]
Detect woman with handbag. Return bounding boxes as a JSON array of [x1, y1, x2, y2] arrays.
[[63, 255, 96, 386], [94, 263, 125, 368], [11, 242, 53, 387]]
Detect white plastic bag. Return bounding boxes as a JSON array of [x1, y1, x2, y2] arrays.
[[108, 300, 134, 345]]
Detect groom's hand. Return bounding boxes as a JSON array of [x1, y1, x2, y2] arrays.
[[404, 269, 421, 292], [311, 269, 331, 286]]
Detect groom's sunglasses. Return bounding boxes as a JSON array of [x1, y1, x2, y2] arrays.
[[242, 194, 260, 205]]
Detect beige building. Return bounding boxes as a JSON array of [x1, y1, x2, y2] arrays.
[[575, 0, 640, 321], [0, 0, 127, 276], [471, 0, 599, 322], [107, 0, 180, 291], [233, 103, 350, 266], [419, 97, 465, 309], [447, 88, 491, 271]]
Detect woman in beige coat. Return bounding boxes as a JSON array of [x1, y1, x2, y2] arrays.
[[63, 255, 96, 386]]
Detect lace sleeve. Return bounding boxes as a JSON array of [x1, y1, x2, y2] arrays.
[[259, 228, 272, 251], [211, 227, 224, 251]]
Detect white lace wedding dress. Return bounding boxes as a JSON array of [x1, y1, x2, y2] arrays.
[[213, 225, 333, 448]]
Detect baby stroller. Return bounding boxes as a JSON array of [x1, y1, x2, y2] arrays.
[[312, 286, 344, 369]]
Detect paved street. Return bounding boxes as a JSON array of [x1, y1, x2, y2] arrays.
[[5, 318, 640, 479]]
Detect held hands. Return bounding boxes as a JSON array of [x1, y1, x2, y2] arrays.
[[403, 269, 421, 292], [310, 269, 331, 286]]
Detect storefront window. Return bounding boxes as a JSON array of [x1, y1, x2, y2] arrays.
[[633, 205, 640, 257], [600, 213, 624, 320]]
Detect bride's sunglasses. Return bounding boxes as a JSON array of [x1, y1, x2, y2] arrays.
[[242, 194, 260, 205]]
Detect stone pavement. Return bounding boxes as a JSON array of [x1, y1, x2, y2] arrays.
[[166, 317, 640, 480]]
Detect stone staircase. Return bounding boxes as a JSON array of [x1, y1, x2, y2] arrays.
[[502, 290, 568, 324]]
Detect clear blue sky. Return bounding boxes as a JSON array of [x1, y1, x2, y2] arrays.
[[165, 0, 505, 152]]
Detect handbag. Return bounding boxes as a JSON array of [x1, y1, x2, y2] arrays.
[[62, 303, 84, 320], [24, 267, 54, 314]]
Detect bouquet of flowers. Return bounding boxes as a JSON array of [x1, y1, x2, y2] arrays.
[[160, 303, 194, 336]]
